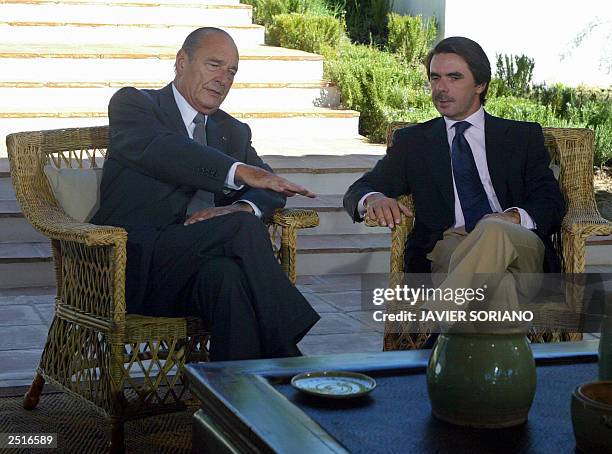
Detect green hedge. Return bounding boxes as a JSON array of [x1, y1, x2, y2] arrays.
[[486, 95, 612, 165], [387, 13, 436, 66], [323, 42, 434, 141], [267, 13, 345, 54], [242, 0, 335, 26]]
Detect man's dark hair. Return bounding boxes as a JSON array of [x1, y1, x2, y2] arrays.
[[181, 27, 233, 60], [424, 36, 491, 105]]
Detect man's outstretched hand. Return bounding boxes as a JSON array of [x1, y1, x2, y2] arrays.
[[365, 193, 413, 229], [235, 164, 315, 198]]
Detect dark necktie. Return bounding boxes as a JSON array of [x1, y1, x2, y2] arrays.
[[451, 121, 492, 232], [186, 113, 215, 216]]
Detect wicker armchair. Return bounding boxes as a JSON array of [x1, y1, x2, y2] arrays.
[[6, 126, 318, 452], [365, 124, 612, 351]]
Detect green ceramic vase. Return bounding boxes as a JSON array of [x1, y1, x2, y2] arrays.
[[427, 333, 536, 428], [599, 301, 612, 380]]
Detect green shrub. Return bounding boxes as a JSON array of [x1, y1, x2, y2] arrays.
[[492, 54, 535, 97], [267, 13, 345, 53], [334, 0, 391, 46], [387, 13, 437, 67], [242, 0, 335, 26], [486, 96, 559, 125], [486, 96, 612, 165], [529, 84, 612, 165], [324, 42, 433, 141], [531, 83, 612, 120]]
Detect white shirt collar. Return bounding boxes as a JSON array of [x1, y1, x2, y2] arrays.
[[444, 106, 485, 132], [172, 83, 204, 129]]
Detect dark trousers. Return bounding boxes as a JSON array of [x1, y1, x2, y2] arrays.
[[144, 211, 320, 361]]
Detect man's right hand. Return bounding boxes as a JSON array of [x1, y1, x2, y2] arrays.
[[365, 193, 413, 229], [235, 164, 315, 198]]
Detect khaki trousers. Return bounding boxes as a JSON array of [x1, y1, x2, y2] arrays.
[[424, 217, 545, 330]]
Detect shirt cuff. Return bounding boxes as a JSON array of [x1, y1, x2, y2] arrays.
[[357, 192, 383, 218], [235, 200, 262, 218], [505, 207, 537, 230], [225, 162, 245, 190]]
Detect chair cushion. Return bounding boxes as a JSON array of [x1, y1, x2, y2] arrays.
[[43, 165, 104, 222], [549, 162, 560, 180]]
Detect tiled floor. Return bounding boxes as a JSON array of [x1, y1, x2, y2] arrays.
[[0, 275, 384, 388], [0, 273, 606, 388]]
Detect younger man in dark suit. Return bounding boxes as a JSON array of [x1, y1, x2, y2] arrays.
[[91, 27, 320, 360], [344, 37, 565, 323]]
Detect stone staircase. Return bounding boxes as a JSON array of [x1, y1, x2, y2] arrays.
[[1, 0, 610, 289]]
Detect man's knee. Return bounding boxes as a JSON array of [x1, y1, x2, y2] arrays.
[[232, 211, 270, 241], [473, 217, 515, 238]]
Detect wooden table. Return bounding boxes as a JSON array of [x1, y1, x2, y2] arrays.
[[185, 341, 600, 454]]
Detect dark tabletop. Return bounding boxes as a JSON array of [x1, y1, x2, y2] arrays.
[[186, 341, 601, 454], [274, 362, 598, 454]]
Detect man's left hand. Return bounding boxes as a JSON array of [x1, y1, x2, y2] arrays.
[[184, 202, 253, 226], [482, 209, 521, 224]]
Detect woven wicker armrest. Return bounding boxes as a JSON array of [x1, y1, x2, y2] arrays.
[[560, 206, 612, 274], [267, 208, 318, 284], [270, 207, 319, 229], [25, 204, 127, 247], [562, 208, 612, 236], [19, 204, 129, 319], [363, 195, 414, 274]]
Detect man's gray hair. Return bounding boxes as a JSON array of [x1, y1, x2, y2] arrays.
[[180, 27, 234, 60]]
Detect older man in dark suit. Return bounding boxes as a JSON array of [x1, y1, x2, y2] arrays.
[[344, 37, 565, 327], [91, 27, 319, 360]]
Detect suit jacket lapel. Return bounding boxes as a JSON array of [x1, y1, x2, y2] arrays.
[[484, 113, 510, 208], [158, 83, 189, 136], [206, 113, 230, 155], [424, 117, 455, 214]]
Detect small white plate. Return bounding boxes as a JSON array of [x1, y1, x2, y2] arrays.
[[290, 371, 376, 399]]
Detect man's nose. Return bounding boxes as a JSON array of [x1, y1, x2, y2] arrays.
[[215, 68, 234, 84], [436, 79, 448, 91]]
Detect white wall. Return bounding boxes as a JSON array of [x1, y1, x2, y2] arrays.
[[392, 0, 612, 87]]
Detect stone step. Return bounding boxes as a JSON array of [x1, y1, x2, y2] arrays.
[[286, 194, 388, 235], [4, 0, 241, 4], [269, 152, 383, 191], [296, 233, 390, 275], [0, 44, 324, 84], [0, 200, 48, 242], [586, 235, 612, 265], [0, 241, 54, 288], [0, 83, 340, 113], [0, 2, 253, 26], [298, 234, 612, 275], [0, 109, 360, 157], [0, 152, 383, 203], [0, 22, 265, 47], [3, 233, 611, 288], [0, 20, 265, 50]]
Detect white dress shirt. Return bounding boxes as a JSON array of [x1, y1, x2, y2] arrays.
[[358, 107, 536, 230], [172, 84, 261, 217]]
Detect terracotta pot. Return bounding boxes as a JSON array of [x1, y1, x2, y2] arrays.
[[572, 381, 612, 453], [427, 333, 536, 428]]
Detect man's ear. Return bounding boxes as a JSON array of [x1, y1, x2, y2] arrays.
[[475, 82, 487, 94], [175, 49, 187, 75]]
